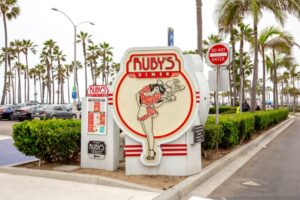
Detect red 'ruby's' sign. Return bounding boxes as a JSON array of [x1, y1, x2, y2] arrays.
[[87, 85, 109, 97], [208, 44, 229, 66]]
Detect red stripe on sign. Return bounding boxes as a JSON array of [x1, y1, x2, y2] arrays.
[[124, 149, 142, 152], [108, 98, 113, 101], [125, 145, 142, 148], [196, 101, 200, 103], [196, 96, 200, 98], [161, 144, 187, 147], [125, 154, 141, 157], [108, 93, 113, 96], [162, 153, 187, 156], [161, 148, 187, 152], [196, 92, 200, 94]]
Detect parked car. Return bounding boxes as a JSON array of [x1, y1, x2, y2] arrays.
[[32, 105, 77, 120], [0, 105, 22, 120], [13, 105, 41, 121]]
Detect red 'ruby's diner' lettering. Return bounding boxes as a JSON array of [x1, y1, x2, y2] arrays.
[[127, 54, 181, 73]]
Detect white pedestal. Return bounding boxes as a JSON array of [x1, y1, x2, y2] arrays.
[[81, 97, 120, 171]]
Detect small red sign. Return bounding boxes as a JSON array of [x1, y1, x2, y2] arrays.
[[208, 44, 229, 66], [87, 85, 109, 97]]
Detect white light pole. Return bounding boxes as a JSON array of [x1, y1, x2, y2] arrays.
[[51, 8, 94, 105]]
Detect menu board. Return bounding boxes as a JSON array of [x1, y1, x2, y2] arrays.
[[87, 98, 107, 135]]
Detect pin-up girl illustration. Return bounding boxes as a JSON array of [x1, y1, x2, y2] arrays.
[[136, 79, 185, 161]]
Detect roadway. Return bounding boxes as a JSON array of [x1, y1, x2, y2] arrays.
[[209, 116, 300, 199]]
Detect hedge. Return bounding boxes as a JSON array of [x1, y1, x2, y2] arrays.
[[209, 106, 237, 115], [13, 119, 81, 162], [12, 109, 289, 162], [204, 109, 289, 150]]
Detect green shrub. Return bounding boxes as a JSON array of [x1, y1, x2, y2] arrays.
[[209, 106, 237, 115], [204, 109, 288, 150], [203, 122, 224, 150], [13, 119, 81, 162]]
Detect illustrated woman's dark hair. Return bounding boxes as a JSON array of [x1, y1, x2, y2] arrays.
[[149, 83, 166, 95]]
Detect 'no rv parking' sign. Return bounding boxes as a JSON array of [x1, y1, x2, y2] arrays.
[[207, 43, 230, 66]]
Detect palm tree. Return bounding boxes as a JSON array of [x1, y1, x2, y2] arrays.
[[34, 64, 46, 103], [215, 0, 300, 112], [22, 39, 37, 101], [265, 34, 294, 109], [69, 61, 83, 99], [196, 0, 203, 59], [64, 64, 73, 103], [10, 39, 23, 103], [29, 68, 38, 101], [53, 46, 66, 104], [42, 39, 56, 104], [87, 42, 101, 84], [77, 31, 92, 96], [100, 42, 113, 85], [287, 64, 299, 112], [0, 0, 20, 105], [257, 26, 288, 110], [266, 54, 294, 109], [236, 23, 253, 112]]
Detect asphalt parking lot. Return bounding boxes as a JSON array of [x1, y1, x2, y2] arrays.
[[0, 120, 19, 136]]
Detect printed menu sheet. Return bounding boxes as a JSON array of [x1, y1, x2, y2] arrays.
[[87, 98, 107, 135]]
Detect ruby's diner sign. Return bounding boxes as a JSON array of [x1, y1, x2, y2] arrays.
[[112, 47, 199, 166]]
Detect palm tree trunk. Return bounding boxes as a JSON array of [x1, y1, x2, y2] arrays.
[[34, 75, 37, 101], [26, 55, 30, 101], [196, 0, 203, 59], [239, 34, 244, 113], [251, 19, 258, 112], [51, 60, 55, 104], [229, 27, 235, 106], [24, 69, 27, 102], [67, 76, 70, 103], [83, 42, 88, 96], [17, 66, 21, 103], [57, 80, 60, 104], [61, 81, 64, 104], [14, 69, 16, 104], [272, 48, 278, 109], [262, 48, 266, 110], [1, 16, 8, 105]]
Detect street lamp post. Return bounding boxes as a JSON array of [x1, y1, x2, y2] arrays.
[[51, 8, 94, 105]]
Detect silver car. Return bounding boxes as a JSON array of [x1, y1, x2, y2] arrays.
[[32, 105, 77, 119]]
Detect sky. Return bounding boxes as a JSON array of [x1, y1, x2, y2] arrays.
[[0, 0, 300, 102]]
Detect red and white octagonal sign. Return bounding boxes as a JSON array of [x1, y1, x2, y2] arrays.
[[112, 47, 198, 166], [207, 43, 230, 66]]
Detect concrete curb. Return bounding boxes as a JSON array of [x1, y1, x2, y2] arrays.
[[0, 166, 162, 193], [154, 116, 295, 200]]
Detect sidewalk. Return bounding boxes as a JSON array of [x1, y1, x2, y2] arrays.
[[0, 172, 159, 200]]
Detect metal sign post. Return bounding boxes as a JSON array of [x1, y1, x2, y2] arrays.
[[206, 43, 230, 125], [216, 66, 220, 124]]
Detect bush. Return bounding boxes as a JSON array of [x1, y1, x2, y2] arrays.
[[13, 119, 81, 162], [203, 120, 224, 150], [209, 106, 237, 115], [204, 109, 289, 150]]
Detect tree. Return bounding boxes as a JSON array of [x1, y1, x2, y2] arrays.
[[266, 53, 294, 109], [196, 0, 203, 59], [257, 26, 287, 110], [53, 46, 66, 104], [77, 31, 92, 96], [87, 42, 100, 84], [100, 42, 113, 85], [265, 34, 293, 109], [236, 23, 253, 112], [215, 0, 292, 112], [10, 39, 23, 103], [41, 39, 56, 104], [0, 0, 20, 105], [28, 67, 38, 101], [22, 39, 37, 101]]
